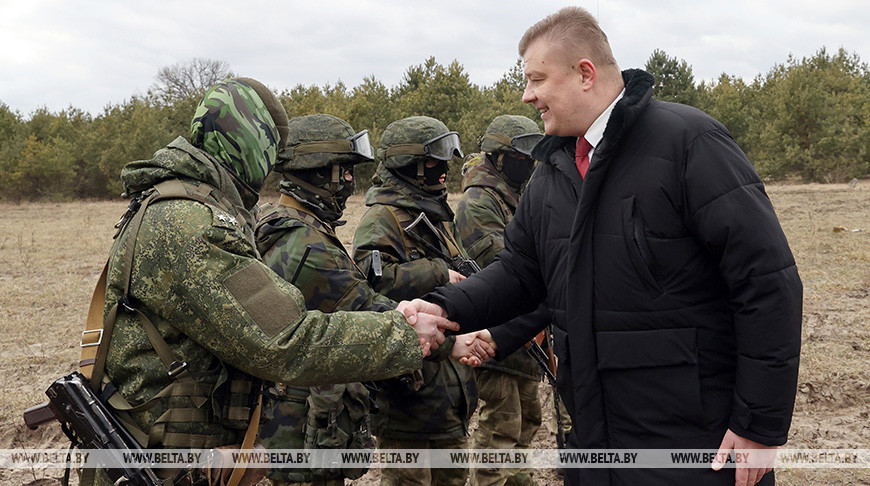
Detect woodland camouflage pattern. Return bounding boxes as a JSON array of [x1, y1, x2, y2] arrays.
[[479, 114, 542, 154], [189, 79, 280, 193], [255, 199, 392, 483], [456, 153, 543, 486], [97, 87, 422, 484], [456, 154, 540, 380], [353, 163, 455, 300], [377, 115, 451, 169], [352, 162, 478, 443]]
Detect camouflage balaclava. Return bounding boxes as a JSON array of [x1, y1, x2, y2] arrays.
[[189, 77, 289, 193], [275, 114, 373, 223], [378, 116, 461, 195], [479, 114, 542, 190]]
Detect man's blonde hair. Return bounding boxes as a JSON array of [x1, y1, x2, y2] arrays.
[[519, 6, 617, 69]]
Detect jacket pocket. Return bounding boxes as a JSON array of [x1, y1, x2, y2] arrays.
[[596, 328, 707, 441], [621, 196, 662, 293]]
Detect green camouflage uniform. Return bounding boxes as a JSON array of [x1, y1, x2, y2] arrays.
[[90, 82, 422, 485], [457, 154, 543, 486], [255, 114, 395, 486], [456, 115, 545, 486], [354, 152, 478, 485]]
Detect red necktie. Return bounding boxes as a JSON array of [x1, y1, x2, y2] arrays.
[[575, 137, 592, 179]]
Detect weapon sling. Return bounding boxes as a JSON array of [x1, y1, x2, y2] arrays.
[[77, 179, 262, 486]]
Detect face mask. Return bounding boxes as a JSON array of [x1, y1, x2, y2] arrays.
[[333, 165, 355, 209], [394, 159, 448, 194], [423, 160, 449, 188], [500, 154, 536, 187]]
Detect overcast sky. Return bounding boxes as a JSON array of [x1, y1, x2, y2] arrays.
[[1, 0, 867, 117]]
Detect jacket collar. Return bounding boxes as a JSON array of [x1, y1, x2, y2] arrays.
[[365, 163, 455, 223], [531, 69, 655, 180], [460, 154, 520, 209]]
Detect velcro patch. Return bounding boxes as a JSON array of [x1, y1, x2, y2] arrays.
[[224, 263, 302, 338]]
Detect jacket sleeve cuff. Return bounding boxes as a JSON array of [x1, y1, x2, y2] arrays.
[[728, 393, 791, 446]]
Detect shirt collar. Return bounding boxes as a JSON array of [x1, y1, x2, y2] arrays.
[[584, 89, 625, 151]]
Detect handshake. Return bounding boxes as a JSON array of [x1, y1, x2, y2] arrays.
[[397, 298, 496, 366]]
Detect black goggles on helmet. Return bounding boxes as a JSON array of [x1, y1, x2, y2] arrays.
[[384, 131, 464, 161], [483, 132, 544, 156], [287, 130, 375, 161]]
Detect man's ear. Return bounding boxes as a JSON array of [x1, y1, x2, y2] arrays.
[[577, 59, 596, 89]]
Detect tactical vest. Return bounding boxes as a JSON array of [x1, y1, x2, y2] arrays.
[[81, 179, 262, 453], [364, 205, 478, 440], [381, 205, 463, 263], [254, 196, 375, 482]]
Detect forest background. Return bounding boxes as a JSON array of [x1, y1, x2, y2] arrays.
[[1, 46, 868, 202]]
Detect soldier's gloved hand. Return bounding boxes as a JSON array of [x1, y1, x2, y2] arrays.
[[448, 269, 466, 283], [452, 329, 497, 367], [397, 299, 457, 356]]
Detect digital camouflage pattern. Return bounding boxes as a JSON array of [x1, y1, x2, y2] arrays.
[[189, 78, 282, 193], [93, 91, 422, 485], [255, 200, 393, 483], [352, 163, 478, 446], [456, 153, 543, 486]]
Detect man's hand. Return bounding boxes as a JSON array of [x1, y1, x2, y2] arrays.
[[452, 330, 497, 366], [711, 429, 777, 486], [397, 299, 457, 356], [447, 269, 466, 283]]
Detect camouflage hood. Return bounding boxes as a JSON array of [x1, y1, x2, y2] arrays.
[[121, 136, 259, 216], [460, 154, 520, 209], [189, 78, 284, 193], [365, 162, 454, 223]]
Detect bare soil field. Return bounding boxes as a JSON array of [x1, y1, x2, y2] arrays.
[[1, 182, 868, 485]]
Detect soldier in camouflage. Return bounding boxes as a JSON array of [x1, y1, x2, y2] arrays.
[[456, 115, 545, 486], [352, 116, 478, 486], [254, 114, 394, 486], [89, 80, 453, 485]]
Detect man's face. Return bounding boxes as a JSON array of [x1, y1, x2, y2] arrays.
[[522, 39, 586, 137]]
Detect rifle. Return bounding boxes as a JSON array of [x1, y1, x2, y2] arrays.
[[402, 212, 481, 277], [25, 372, 162, 486], [526, 333, 567, 450]]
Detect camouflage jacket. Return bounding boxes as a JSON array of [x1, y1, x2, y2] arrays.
[[455, 154, 542, 380], [255, 196, 394, 481], [256, 195, 396, 313], [103, 137, 422, 450], [352, 164, 478, 440]]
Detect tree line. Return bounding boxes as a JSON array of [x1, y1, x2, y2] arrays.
[[1, 47, 868, 202]]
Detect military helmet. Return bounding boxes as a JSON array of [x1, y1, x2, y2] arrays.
[[275, 114, 374, 171], [479, 115, 542, 156], [378, 116, 463, 169]]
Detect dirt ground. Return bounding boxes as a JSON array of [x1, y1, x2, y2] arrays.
[[1, 182, 868, 485]]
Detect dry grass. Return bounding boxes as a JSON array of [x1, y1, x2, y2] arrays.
[[1, 183, 868, 485]]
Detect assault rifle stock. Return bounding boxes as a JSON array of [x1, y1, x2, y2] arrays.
[[31, 371, 163, 485]]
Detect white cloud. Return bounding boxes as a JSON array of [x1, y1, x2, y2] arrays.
[[0, 0, 867, 116]]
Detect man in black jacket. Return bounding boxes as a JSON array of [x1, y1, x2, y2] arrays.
[[421, 6, 802, 486]]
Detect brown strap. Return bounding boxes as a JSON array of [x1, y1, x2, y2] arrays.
[[226, 395, 263, 486], [79, 261, 109, 381], [436, 223, 462, 258], [383, 206, 413, 254], [278, 193, 330, 229]]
